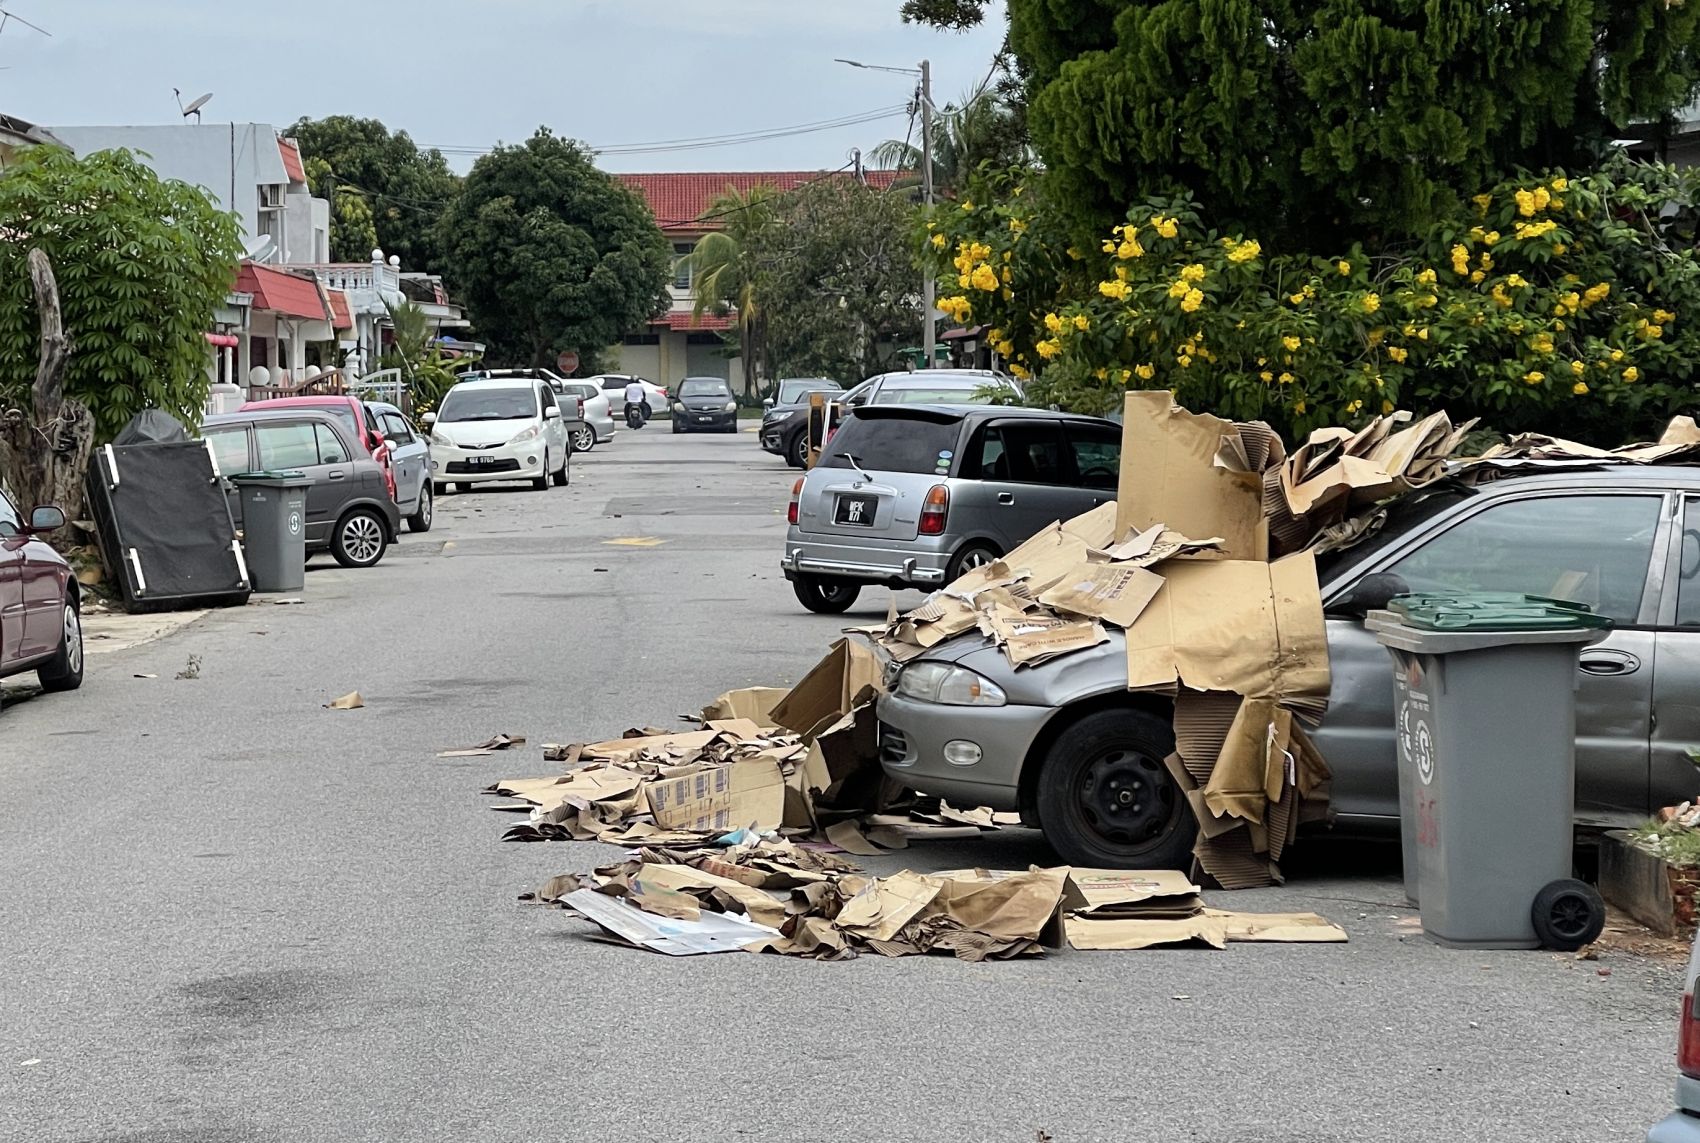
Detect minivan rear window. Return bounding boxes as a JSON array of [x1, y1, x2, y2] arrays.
[[819, 413, 961, 474]]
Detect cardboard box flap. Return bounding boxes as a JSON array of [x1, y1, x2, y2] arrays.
[[769, 638, 883, 742], [1117, 391, 1269, 562], [701, 687, 789, 727]]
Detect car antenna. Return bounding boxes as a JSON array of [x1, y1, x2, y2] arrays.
[[841, 452, 877, 484]]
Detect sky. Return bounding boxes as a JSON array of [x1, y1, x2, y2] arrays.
[[5, 1, 1008, 173]]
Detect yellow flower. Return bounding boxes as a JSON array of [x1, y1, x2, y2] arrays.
[[1227, 239, 1262, 264], [1179, 288, 1205, 313], [1416, 268, 1438, 286], [1484, 230, 1500, 246], [1134, 363, 1156, 381], [1036, 338, 1062, 360], [1120, 369, 1134, 384], [1152, 216, 1179, 239], [1553, 243, 1567, 255], [1179, 263, 1206, 283], [1101, 239, 1117, 254], [1524, 370, 1545, 385], [1282, 335, 1302, 352], [1420, 294, 1438, 309], [1001, 288, 1013, 301], [1470, 270, 1485, 284], [1294, 399, 1307, 414], [1655, 309, 1677, 325], [1175, 354, 1192, 369], [1533, 186, 1551, 211], [1515, 189, 1537, 217], [995, 340, 1014, 357], [1387, 346, 1409, 363], [1337, 260, 1352, 276], [930, 233, 947, 249], [1572, 380, 1588, 396], [957, 273, 972, 289], [1346, 399, 1363, 414], [1450, 245, 1471, 275], [1506, 274, 1528, 289], [1530, 332, 1554, 354], [1361, 292, 1381, 314], [1260, 370, 1274, 382], [1622, 365, 1639, 382], [961, 199, 975, 212], [970, 264, 999, 292], [1093, 367, 1107, 380], [1009, 362, 1030, 380], [1067, 247, 1083, 261], [1551, 177, 1569, 193], [1583, 283, 1610, 306], [1289, 292, 1307, 305], [1278, 372, 1295, 385], [1168, 280, 1190, 299], [1098, 278, 1131, 301], [1117, 237, 1145, 259], [1000, 265, 1012, 284], [1366, 328, 1385, 347], [1382, 399, 1396, 414], [1570, 360, 1585, 377], [1473, 193, 1493, 211], [1479, 252, 1494, 272], [1009, 218, 1027, 234], [1610, 348, 1625, 362], [1044, 312, 1063, 333], [1073, 314, 1090, 332]]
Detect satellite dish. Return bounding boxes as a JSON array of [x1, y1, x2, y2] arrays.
[[243, 235, 276, 262], [175, 90, 213, 122]]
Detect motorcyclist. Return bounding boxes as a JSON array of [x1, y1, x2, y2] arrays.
[[623, 379, 647, 427]]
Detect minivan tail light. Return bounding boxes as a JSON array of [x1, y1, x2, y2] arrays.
[[1679, 992, 1700, 1078], [918, 485, 949, 535], [787, 477, 804, 525]]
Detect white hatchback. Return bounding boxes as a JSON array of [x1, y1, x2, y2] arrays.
[[425, 378, 571, 492]]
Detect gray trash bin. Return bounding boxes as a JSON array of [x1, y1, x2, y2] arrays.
[[1367, 595, 1611, 950], [230, 471, 309, 593]]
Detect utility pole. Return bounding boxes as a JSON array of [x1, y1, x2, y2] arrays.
[[920, 58, 935, 371]]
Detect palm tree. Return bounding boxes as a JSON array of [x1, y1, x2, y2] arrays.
[[680, 184, 781, 397], [870, 82, 1030, 199]]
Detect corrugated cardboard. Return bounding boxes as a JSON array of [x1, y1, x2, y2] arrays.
[[1039, 563, 1165, 628], [1117, 391, 1269, 561], [1202, 699, 1293, 824], [1064, 914, 1228, 950], [769, 638, 882, 742], [645, 758, 785, 833], [1204, 909, 1348, 942], [701, 687, 789, 727]]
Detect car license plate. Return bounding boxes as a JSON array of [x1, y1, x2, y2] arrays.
[[472, 455, 495, 465], [697, 415, 714, 422], [835, 494, 877, 527]]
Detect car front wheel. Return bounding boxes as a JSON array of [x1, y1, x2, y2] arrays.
[[788, 431, 810, 468], [331, 507, 389, 568], [1036, 707, 1195, 870], [36, 596, 84, 692], [792, 574, 860, 614], [571, 425, 595, 452], [407, 482, 433, 533]]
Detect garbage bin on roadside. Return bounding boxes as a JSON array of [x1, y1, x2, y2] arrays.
[[1367, 594, 1612, 950], [229, 471, 309, 593]]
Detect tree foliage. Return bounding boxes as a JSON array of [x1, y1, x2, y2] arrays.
[[900, 0, 992, 31], [381, 299, 480, 416], [750, 179, 923, 381], [682, 185, 782, 395], [927, 159, 1700, 444], [999, 0, 1700, 248], [870, 81, 1031, 200], [436, 129, 672, 369], [287, 116, 458, 268], [0, 146, 243, 439]]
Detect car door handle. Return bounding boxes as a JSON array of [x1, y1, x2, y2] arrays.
[[997, 492, 1015, 505], [1579, 649, 1640, 676], [328, 470, 347, 481]]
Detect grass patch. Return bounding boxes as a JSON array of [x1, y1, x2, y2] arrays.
[[1631, 819, 1700, 868]]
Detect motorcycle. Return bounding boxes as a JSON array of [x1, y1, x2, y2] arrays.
[[625, 401, 645, 430]]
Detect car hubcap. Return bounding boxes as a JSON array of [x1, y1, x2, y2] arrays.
[[420, 488, 432, 526], [63, 605, 81, 673], [1078, 748, 1175, 848], [573, 428, 592, 449], [960, 548, 993, 571], [345, 516, 382, 562]]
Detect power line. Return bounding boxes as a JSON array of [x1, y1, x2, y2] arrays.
[[421, 106, 907, 160]]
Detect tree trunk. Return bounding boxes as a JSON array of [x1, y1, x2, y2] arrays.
[[0, 249, 94, 534], [741, 313, 758, 398]]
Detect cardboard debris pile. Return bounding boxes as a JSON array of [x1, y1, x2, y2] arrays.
[[1468, 415, 1700, 471], [485, 640, 1005, 851], [525, 846, 1346, 960]]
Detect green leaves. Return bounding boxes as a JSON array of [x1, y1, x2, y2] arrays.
[[288, 116, 458, 269], [0, 146, 242, 438]]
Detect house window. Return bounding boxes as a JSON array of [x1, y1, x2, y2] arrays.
[[673, 243, 695, 290], [686, 332, 723, 346], [623, 333, 661, 346]]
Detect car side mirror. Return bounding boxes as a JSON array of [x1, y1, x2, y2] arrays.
[[763, 398, 774, 409], [1329, 571, 1410, 619], [27, 505, 65, 533], [422, 412, 437, 426], [544, 406, 562, 420]]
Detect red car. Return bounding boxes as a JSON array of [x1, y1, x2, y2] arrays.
[[0, 491, 82, 695], [239, 395, 396, 498]]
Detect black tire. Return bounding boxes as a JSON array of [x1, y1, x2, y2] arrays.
[[787, 430, 809, 469], [330, 507, 389, 569], [406, 482, 433, 533], [551, 450, 569, 486], [532, 452, 550, 490], [671, 421, 683, 435], [432, 481, 448, 496], [1531, 879, 1607, 951], [36, 595, 83, 693], [948, 540, 1002, 581], [454, 482, 471, 493], [570, 425, 595, 452], [1036, 707, 1195, 870], [792, 574, 860, 614]]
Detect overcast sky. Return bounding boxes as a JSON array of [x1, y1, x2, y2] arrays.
[[6, 1, 1007, 173]]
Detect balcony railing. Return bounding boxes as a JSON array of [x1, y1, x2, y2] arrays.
[[296, 262, 400, 295]]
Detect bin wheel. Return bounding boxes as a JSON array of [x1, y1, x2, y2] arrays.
[[1531, 879, 1606, 951]]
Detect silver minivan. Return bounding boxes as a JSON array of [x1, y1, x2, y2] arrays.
[[781, 405, 1120, 613]]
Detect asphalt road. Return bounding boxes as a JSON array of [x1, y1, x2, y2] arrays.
[[0, 427, 1684, 1143]]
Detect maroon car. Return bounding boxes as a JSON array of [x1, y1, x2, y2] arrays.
[[0, 490, 82, 694]]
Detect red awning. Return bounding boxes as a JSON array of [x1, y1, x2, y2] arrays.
[[235, 261, 329, 322], [204, 332, 239, 348], [326, 289, 353, 331], [650, 310, 734, 332]]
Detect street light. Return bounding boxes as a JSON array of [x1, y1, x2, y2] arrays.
[[839, 56, 936, 370]]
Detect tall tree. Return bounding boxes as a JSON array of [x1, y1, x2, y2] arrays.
[[871, 81, 1031, 199], [0, 146, 243, 452], [436, 129, 671, 369], [287, 116, 458, 268], [681, 184, 781, 396]]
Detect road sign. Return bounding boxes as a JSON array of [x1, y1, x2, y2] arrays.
[[556, 350, 580, 376]]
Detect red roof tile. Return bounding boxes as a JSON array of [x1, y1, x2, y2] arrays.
[[619, 170, 901, 231], [651, 310, 735, 332], [278, 137, 307, 185], [326, 289, 353, 330], [235, 262, 329, 322]]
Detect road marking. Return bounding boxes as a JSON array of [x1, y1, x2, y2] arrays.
[[602, 536, 667, 547]]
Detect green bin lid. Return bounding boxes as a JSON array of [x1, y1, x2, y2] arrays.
[[1386, 591, 1614, 631]]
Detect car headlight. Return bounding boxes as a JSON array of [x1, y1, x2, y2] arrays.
[[672, 401, 685, 412], [509, 425, 540, 443], [723, 400, 738, 412], [895, 661, 1007, 706], [430, 430, 454, 447]]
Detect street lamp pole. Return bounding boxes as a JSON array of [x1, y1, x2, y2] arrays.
[[919, 58, 935, 370]]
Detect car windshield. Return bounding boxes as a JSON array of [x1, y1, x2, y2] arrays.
[[881, 383, 1018, 406], [437, 388, 536, 422], [1313, 482, 1475, 582], [778, 379, 839, 404], [564, 384, 598, 400], [819, 413, 961, 474], [680, 380, 730, 398]]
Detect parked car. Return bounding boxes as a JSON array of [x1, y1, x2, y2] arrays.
[[876, 466, 1700, 869], [782, 404, 1121, 613], [760, 377, 844, 468], [840, 369, 1023, 409], [670, 376, 739, 434], [591, 374, 668, 421], [0, 494, 81, 697], [555, 380, 615, 451], [240, 395, 396, 501], [458, 369, 589, 445], [1648, 926, 1700, 1142], [424, 377, 571, 492], [366, 401, 432, 532], [202, 409, 401, 568]]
